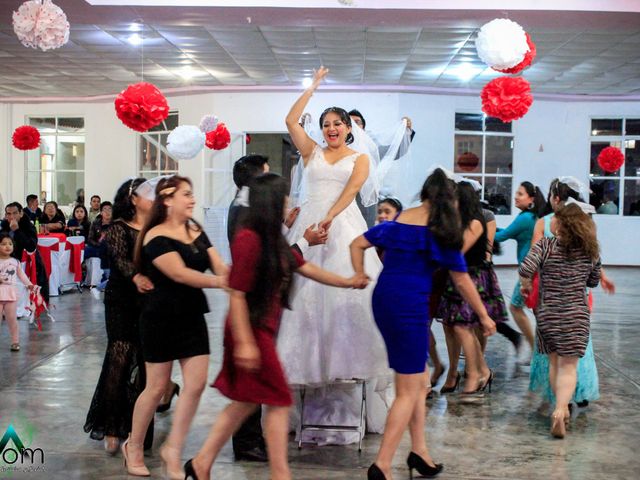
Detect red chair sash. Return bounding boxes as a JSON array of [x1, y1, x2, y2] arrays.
[[21, 250, 38, 284], [65, 241, 85, 282], [36, 244, 54, 278]]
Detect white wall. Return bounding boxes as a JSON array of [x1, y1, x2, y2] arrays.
[[1, 91, 639, 264]]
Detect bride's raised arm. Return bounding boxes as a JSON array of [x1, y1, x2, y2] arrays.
[[318, 153, 369, 232], [285, 66, 329, 163]]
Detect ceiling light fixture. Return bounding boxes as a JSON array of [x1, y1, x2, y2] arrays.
[[127, 33, 143, 46], [129, 22, 142, 32], [446, 63, 484, 82], [302, 77, 313, 88]]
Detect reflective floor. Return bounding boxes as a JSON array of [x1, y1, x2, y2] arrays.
[[0, 267, 638, 479]]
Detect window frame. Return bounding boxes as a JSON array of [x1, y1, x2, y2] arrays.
[[589, 116, 640, 216], [454, 112, 515, 215], [25, 116, 85, 205], [136, 111, 180, 178]]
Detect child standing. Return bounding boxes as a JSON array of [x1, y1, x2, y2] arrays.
[[0, 233, 35, 351], [185, 173, 367, 480], [519, 203, 601, 438]]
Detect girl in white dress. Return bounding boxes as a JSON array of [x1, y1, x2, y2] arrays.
[[278, 67, 391, 445]]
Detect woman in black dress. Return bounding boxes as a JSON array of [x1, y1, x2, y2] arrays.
[[124, 175, 228, 479], [84, 178, 155, 453]]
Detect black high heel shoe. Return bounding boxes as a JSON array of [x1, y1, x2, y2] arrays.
[[407, 452, 443, 478], [367, 463, 387, 480], [439, 372, 460, 394], [156, 383, 180, 413], [480, 369, 494, 393], [184, 459, 199, 480]]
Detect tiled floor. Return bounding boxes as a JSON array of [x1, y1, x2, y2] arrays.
[[0, 267, 638, 479]]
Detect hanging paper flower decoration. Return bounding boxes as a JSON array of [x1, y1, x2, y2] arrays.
[[475, 19, 529, 70], [114, 82, 169, 132], [167, 125, 206, 161], [205, 123, 231, 150], [199, 114, 218, 133], [12, 125, 41, 150], [12, 0, 70, 51], [246, 133, 252, 145], [495, 33, 537, 74], [457, 152, 480, 172], [481, 77, 533, 123], [597, 146, 624, 173]]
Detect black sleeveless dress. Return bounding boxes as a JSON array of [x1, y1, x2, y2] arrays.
[[139, 233, 212, 362]]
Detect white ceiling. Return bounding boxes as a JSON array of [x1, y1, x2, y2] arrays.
[[0, 1, 638, 99]]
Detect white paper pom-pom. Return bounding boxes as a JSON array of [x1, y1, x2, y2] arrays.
[[475, 19, 528, 70], [13, 0, 70, 51], [199, 114, 219, 133], [167, 126, 206, 161]]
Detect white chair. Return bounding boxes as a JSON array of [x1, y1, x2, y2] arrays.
[[84, 257, 103, 288], [37, 237, 61, 297], [59, 236, 85, 294], [17, 261, 31, 318], [297, 379, 368, 451]]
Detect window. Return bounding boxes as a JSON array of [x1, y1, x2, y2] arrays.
[[137, 112, 180, 178], [26, 117, 85, 207], [454, 113, 514, 214], [589, 118, 640, 216]]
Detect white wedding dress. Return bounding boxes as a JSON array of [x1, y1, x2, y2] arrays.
[[278, 145, 392, 445]]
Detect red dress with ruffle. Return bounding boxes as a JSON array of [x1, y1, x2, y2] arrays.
[[212, 229, 305, 406]]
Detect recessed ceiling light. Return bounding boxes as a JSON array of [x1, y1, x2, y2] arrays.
[[446, 63, 483, 82], [127, 33, 143, 46], [302, 77, 313, 88], [177, 66, 207, 80], [129, 22, 142, 32]]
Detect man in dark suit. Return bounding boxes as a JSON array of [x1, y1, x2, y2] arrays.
[[1, 202, 49, 301], [227, 154, 327, 462], [23, 194, 42, 223]]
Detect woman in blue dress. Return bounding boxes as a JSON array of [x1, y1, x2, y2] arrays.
[[351, 169, 497, 480], [494, 181, 546, 356], [528, 178, 615, 407]]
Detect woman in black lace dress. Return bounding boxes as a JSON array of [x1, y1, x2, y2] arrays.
[[84, 178, 157, 453]]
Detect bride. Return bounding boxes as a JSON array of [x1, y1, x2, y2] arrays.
[[278, 67, 391, 445]]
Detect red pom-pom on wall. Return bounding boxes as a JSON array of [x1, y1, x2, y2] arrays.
[[245, 133, 251, 145], [12, 125, 40, 150], [114, 82, 169, 132], [205, 123, 231, 150], [494, 33, 536, 75], [481, 76, 533, 123], [597, 146, 624, 173]]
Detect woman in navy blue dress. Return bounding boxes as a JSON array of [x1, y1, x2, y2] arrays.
[[351, 169, 496, 480]]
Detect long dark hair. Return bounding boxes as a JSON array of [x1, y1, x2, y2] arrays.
[[113, 177, 146, 221], [520, 181, 546, 218], [551, 179, 583, 202], [457, 182, 484, 228], [134, 175, 202, 270], [244, 173, 298, 327], [319, 107, 354, 145], [420, 169, 463, 249], [72, 205, 91, 230]]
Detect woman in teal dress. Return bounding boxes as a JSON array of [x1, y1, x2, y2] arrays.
[[528, 178, 615, 406], [494, 181, 546, 354]]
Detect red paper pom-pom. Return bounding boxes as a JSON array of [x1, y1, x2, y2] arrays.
[[245, 133, 251, 145], [494, 33, 536, 75], [457, 151, 480, 172], [597, 146, 624, 173], [114, 82, 169, 132], [12, 125, 40, 150], [205, 123, 231, 150], [481, 77, 533, 123]]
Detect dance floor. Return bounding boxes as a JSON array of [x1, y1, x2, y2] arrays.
[[0, 267, 638, 479]]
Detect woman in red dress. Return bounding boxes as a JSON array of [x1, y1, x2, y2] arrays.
[[185, 173, 368, 480]]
